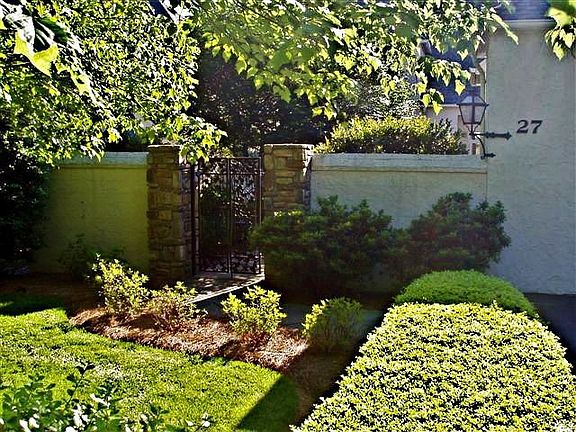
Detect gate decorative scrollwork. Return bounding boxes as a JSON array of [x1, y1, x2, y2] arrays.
[[193, 157, 263, 275]]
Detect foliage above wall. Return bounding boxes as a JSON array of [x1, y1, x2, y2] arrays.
[[317, 116, 464, 154], [0, 0, 222, 165]]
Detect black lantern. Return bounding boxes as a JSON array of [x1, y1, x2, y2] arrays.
[[458, 92, 488, 132], [457, 90, 510, 159]]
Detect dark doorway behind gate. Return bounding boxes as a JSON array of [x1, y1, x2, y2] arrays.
[[192, 157, 263, 276]]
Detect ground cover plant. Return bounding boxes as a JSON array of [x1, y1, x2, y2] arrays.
[[316, 116, 464, 154], [0, 296, 298, 431], [0, 364, 213, 431], [394, 270, 538, 318], [296, 303, 576, 431]]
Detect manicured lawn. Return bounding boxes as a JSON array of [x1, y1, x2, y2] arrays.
[[0, 295, 298, 431]]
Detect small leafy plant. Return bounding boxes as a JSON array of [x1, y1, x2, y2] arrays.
[[221, 286, 286, 341], [0, 363, 213, 431], [302, 297, 362, 351], [92, 258, 149, 317], [147, 282, 204, 330]]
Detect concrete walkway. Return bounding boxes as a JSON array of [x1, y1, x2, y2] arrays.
[[190, 272, 264, 303], [526, 294, 576, 368]]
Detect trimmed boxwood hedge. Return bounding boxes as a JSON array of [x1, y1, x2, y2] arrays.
[[394, 270, 538, 318], [295, 303, 576, 431]]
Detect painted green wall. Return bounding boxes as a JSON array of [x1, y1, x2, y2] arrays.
[[33, 153, 149, 273]]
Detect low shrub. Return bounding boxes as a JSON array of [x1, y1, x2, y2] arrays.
[[0, 363, 212, 431], [296, 303, 576, 431], [394, 270, 538, 318], [147, 282, 204, 330], [399, 192, 511, 281], [59, 234, 125, 280], [221, 286, 286, 341], [316, 116, 465, 154], [251, 196, 396, 298], [302, 298, 362, 351], [92, 258, 149, 317]]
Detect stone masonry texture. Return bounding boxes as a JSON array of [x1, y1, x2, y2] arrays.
[[262, 144, 313, 218], [147, 144, 193, 287]]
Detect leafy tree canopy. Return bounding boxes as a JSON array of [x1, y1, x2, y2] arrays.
[[1, 0, 222, 164], [2, 0, 518, 163]]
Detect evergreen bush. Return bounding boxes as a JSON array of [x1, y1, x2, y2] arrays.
[[251, 196, 396, 299], [399, 192, 511, 281]]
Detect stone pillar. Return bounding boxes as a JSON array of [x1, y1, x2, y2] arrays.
[[263, 144, 314, 218], [147, 144, 193, 287]]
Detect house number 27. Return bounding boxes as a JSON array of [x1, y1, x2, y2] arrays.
[[517, 120, 543, 134]]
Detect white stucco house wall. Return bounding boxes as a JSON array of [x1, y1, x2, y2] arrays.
[[427, 1, 575, 294]]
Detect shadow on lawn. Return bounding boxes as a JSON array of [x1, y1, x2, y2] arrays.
[[236, 375, 299, 432], [0, 293, 63, 316]]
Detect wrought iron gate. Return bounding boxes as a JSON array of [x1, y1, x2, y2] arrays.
[[192, 157, 263, 275]]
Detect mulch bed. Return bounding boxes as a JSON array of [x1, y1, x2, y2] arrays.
[[71, 308, 308, 372]]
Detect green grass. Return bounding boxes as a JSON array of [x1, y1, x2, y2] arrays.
[[394, 270, 538, 318], [0, 295, 298, 431]]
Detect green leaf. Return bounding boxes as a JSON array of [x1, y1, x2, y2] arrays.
[[14, 31, 59, 76], [270, 49, 290, 71], [455, 80, 465, 95], [235, 58, 247, 74]]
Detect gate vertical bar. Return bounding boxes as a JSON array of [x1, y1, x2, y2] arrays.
[[227, 158, 233, 277], [191, 162, 197, 276]]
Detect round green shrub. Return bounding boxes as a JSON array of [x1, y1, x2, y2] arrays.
[[250, 196, 397, 299], [394, 270, 538, 318], [296, 303, 576, 431], [302, 297, 363, 351], [316, 116, 465, 154]]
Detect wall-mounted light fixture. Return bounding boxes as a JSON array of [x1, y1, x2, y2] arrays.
[[458, 91, 511, 159]]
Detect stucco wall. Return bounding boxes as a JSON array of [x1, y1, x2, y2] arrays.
[[485, 25, 576, 294], [311, 154, 487, 228], [33, 152, 150, 272]]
